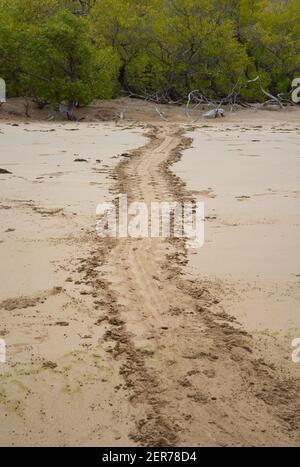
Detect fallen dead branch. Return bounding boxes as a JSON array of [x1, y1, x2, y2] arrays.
[[247, 76, 284, 109]]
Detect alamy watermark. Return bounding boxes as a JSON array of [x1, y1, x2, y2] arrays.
[[96, 194, 204, 249], [291, 338, 300, 364], [0, 78, 6, 103], [291, 78, 300, 104], [0, 339, 6, 364]]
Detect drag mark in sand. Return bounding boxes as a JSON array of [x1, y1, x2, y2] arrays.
[[80, 124, 300, 447]]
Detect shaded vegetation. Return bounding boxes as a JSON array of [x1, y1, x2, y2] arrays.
[[0, 0, 299, 107]]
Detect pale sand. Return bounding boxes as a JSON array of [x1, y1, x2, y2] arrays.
[[0, 121, 147, 446], [0, 100, 300, 446], [173, 124, 300, 367]]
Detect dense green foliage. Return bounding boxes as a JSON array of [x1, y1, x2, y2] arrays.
[[0, 0, 299, 106]]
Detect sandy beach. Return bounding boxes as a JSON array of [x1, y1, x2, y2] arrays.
[[173, 124, 300, 369], [0, 99, 300, 446]]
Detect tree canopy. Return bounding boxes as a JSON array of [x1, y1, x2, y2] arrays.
[[0, 0, 299, 106]]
